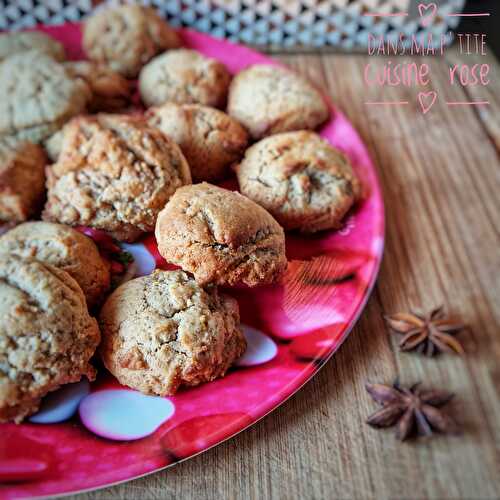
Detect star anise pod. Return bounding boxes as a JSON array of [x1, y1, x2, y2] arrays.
[[384, 305, 465, 356], [366, 381, 459, 441]]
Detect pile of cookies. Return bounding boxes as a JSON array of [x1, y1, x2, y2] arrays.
[[0, 5, 360, 423]]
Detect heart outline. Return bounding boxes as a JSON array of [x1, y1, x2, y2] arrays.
[[418, 91, 437, 114], [418, 2, 438, 27]]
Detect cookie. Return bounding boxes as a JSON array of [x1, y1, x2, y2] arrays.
[[64, 61, 131, 112], [235, 131, 361, 232], [83, 5, 181, 78], [44, 129, 64, 162], [0, 138, 46, 223], [100, 269, 246, 396], [227, 64, 329, 140], [0, 31, 65, 62], [147, 103, 248, 182], [43, 114, 191, 242], [139, 49, 231, 108], [155, 183, 287, 286], [0, 254, 100, 423], [0, 222, 110, 308], [0, 51, 90, 144]]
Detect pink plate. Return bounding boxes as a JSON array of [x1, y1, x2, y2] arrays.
[[0, 24, 384, 499]]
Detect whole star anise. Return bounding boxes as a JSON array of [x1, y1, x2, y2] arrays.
[[384, 305, 465, 356], [366, 381, 459, 441]]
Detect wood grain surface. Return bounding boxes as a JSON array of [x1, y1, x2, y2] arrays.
[[73, 49, 500, 500]]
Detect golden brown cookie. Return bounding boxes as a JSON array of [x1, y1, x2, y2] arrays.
[[0, 31, 65, 62], [227, 64, 329, 140], [155, 183, 287, 286], [63, 61, 131, 112], [0, 138, 46, 223], [83, 5, 181, 78], [0, 222, 110, 308], [0, 254, 100, 423], [235, 131, 361, 232], [43, 114, 191, 242], [146, 103, 248, 182], [0, 51, 90, 144], [99, 269, 246, 396], [44, 129, 64, 162], [139, 49, 231, 108]]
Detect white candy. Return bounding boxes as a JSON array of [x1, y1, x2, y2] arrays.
[[30, 379, 90, 424], [236, 324, 278, 367], [79, 389, 175, 441], [120, 242, 156, 277]]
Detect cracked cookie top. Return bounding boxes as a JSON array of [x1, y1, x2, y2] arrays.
[[99, 269, 246, 396], [155, 183, 287, 286], [146, 103, 248, 182], [0, 254, 100, 423], [43, 114, 192, 242], [0, 222, 110, 308], [227, 64, 329, 140], [0, 31, 65, 62], [0, 138, 46, 223], [139, 49, 231, 108], [235, 131, 361, 233], [0, 51, 90, 144], [83, 5, 181, 78]]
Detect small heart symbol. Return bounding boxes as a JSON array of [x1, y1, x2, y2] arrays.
[[418, 2, 437, 27], [418, 91, 437, 114]]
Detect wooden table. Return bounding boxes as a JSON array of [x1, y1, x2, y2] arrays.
[[73, 49, 500, 500]]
